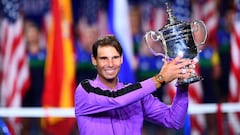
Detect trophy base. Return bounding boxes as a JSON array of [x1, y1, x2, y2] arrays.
[[175, 75, 203, 87]]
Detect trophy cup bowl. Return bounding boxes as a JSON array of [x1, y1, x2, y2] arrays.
[[144, 3, 207, 86]]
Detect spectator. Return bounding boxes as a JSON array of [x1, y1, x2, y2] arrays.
[[21, 20, 46, 135], [216, 9, 234, 103], [199, 39, 220, 135], [74, 19, 99, 84]]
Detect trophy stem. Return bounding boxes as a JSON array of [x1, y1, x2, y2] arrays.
[[175, 75, 203, 87]]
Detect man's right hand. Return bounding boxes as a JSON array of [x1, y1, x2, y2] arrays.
[[156, 55, 197, 84]]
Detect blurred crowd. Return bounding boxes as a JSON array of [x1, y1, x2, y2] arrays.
[[0, 0, 237, 135]]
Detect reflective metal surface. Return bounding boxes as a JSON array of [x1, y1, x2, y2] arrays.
[[144, 3, 208, 86]]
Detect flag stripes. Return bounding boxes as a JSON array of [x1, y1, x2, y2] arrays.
[[0, 1, 30, 133], [41, 0, 75, 134], [0, 18, 30, 108], [228, 1, 240, 133]]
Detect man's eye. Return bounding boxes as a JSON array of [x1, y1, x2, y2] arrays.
[[100, 57, 107, 60], [113, 56, 120, 59]]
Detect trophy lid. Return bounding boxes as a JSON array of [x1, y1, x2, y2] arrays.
[[165, 3, 178, 25], [159, 3, 187, 31]]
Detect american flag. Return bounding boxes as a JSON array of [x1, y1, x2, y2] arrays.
[[228, 0, 240, 134], [141, 0, 166, 32], [194, 0, 219, 47], [201, 0, 219, 35], [0, 0, 30, 134]]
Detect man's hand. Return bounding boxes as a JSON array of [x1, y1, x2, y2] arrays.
[[157, 55, 197, 84]]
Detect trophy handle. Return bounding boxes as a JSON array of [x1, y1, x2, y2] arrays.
[[191, 20, 208, 49], [144, 31, 166, 57]]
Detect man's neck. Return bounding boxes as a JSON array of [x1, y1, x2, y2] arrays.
[[99, 77, 118, 90]]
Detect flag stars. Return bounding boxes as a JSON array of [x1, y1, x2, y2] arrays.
[[2, 0, 20, 22]]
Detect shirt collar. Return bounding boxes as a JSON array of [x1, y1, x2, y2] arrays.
[[94, 75, 122, 91]]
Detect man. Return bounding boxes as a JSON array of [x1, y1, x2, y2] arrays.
[[75, 35, 195, 135]]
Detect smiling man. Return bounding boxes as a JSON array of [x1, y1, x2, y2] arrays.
[[74, 35, 195, 135]]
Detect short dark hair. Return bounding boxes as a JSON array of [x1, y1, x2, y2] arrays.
[[92, 35, 123, 58]]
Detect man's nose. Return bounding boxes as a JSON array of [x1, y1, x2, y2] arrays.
[[107, 59, 113, 67]]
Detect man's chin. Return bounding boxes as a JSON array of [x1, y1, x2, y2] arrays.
[[105, 78, 114, 82], [104, 75, 116, 81]]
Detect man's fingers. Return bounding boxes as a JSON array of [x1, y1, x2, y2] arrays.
[[193, 57, 199, 63], [171, 54, 184, 63], [173, 59, 192, 70], [160, 55, 198, 82], [178, 72, 191, 79]]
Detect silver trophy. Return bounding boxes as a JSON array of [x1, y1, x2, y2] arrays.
[[144, 3, 207, 86]]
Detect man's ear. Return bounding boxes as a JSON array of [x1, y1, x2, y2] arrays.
[[91, 55, 97, 66], [120, 55, 123, 64]]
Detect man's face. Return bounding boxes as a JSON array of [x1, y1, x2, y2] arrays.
[[92, 45, 123, 82]]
